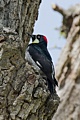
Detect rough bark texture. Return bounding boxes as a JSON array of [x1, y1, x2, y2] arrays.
[[0, 0, 60, 120], [52, 4, 80, 120]]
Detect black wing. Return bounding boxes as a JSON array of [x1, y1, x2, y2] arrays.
[[28, 45, 57, 85]]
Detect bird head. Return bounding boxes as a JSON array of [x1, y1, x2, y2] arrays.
[[27, 32, 48, 46]]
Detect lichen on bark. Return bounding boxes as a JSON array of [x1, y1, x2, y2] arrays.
[[0, 0, 59, 120]]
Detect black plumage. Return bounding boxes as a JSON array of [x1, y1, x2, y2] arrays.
[[25, 34, 58, 94]]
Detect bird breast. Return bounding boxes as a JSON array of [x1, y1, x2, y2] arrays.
[[25, 47, 40, 70]]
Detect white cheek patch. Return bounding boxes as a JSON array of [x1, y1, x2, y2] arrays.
[[36, 61, 42, 68], [32, 39, 39, 43]]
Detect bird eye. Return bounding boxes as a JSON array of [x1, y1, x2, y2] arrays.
[[37, 35, 40, 39]]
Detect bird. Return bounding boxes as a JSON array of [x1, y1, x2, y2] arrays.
[[25, 33, 58, 94]]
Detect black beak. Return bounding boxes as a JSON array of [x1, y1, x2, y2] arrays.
[[26, 32, 33, 38], [26, 32, 36, 41]]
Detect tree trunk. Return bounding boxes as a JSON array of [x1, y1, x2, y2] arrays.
[[0, 0, 59, 120], [52, 4, 80, 120]]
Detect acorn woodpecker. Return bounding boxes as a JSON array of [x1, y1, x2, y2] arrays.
[[25, 33, 58, 94]]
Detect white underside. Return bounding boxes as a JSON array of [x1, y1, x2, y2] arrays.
[[25, 48, 40, 70]]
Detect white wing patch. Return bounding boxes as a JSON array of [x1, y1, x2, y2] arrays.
[[36, 61, 42, 68], [51, 64, 55, 79]]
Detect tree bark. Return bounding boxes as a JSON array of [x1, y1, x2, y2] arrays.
[[0, 0, 59, 120], [52, 4, 80, 120]]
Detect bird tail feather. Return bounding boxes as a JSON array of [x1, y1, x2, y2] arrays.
[[47, 79, 56, 94], [54, 77, 58, 86]]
